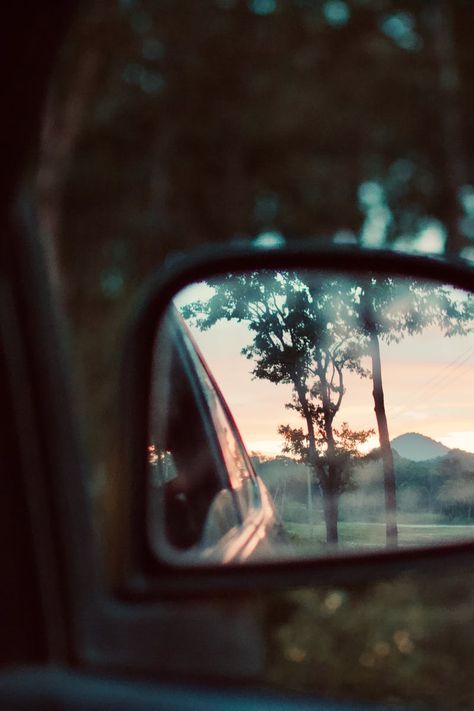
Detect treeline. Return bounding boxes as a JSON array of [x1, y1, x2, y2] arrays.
[[254, 449, 474, 524]]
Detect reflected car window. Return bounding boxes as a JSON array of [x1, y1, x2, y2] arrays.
[[181, 327, 260, 518], [149, 316, 242, 552]]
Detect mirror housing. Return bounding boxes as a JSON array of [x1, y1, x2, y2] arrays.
[[116, 243, 474, 594]]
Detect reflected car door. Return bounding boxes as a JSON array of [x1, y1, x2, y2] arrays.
[[181, 320, 282, 561], [150, 312, 279, 563]]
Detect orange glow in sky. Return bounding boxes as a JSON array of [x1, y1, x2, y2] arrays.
[[178, 288, 474, 458], [176, 276, 474, 455]]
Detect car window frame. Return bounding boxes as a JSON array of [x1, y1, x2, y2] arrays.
[[115, 244, 474, 595]]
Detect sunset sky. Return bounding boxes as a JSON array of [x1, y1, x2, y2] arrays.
[[176, 280, 474, 457]]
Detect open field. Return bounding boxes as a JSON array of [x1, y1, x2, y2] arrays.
[[284, 520, 474, 551]]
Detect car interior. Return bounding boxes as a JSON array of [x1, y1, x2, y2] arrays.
[[1, 2, 473, 710]]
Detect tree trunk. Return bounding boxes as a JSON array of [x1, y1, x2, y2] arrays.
[[295, 373, 341, 544], [322, 487, 339, 545], [37, 40, 102, 286], [306, 467, 313, 527], [295, 382, 317, 528], [318, 368, 340, 544], [296, 383, 317, 463], [369, 331, 398, 547], [427, 1, 467, 255]]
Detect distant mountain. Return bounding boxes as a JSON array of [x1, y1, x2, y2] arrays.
[[391, 432, 450, 462]]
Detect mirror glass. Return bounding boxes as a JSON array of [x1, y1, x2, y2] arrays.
[[149, 270, 474, 564]]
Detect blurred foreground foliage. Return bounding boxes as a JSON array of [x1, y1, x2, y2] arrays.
[[262, 569, 474, 709]]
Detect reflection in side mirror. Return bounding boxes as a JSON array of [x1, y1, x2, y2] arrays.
[[149, 269, 474, 564]]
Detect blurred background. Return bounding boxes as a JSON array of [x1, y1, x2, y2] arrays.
[[35, 0, 474, 474]]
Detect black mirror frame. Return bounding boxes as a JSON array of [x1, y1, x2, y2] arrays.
[[115, 243, 474, 599]]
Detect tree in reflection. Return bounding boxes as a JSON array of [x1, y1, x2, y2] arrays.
[[184, 272, 474, 546], [356, 277, 474, 546], [183, 271, 374, 544]]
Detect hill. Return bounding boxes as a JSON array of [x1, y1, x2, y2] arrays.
[[391, 432, 450, 461]]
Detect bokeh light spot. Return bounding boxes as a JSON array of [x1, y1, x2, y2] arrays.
[[249, 0, 277, 16], [323, 0, 350, 27]]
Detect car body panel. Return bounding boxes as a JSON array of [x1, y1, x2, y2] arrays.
[[149, 309, 283, 564]]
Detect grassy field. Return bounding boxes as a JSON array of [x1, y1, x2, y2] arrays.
[[284, 520, 474, 551]]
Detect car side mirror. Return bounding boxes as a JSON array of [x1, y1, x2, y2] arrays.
[[118, 244, 474, 584]]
